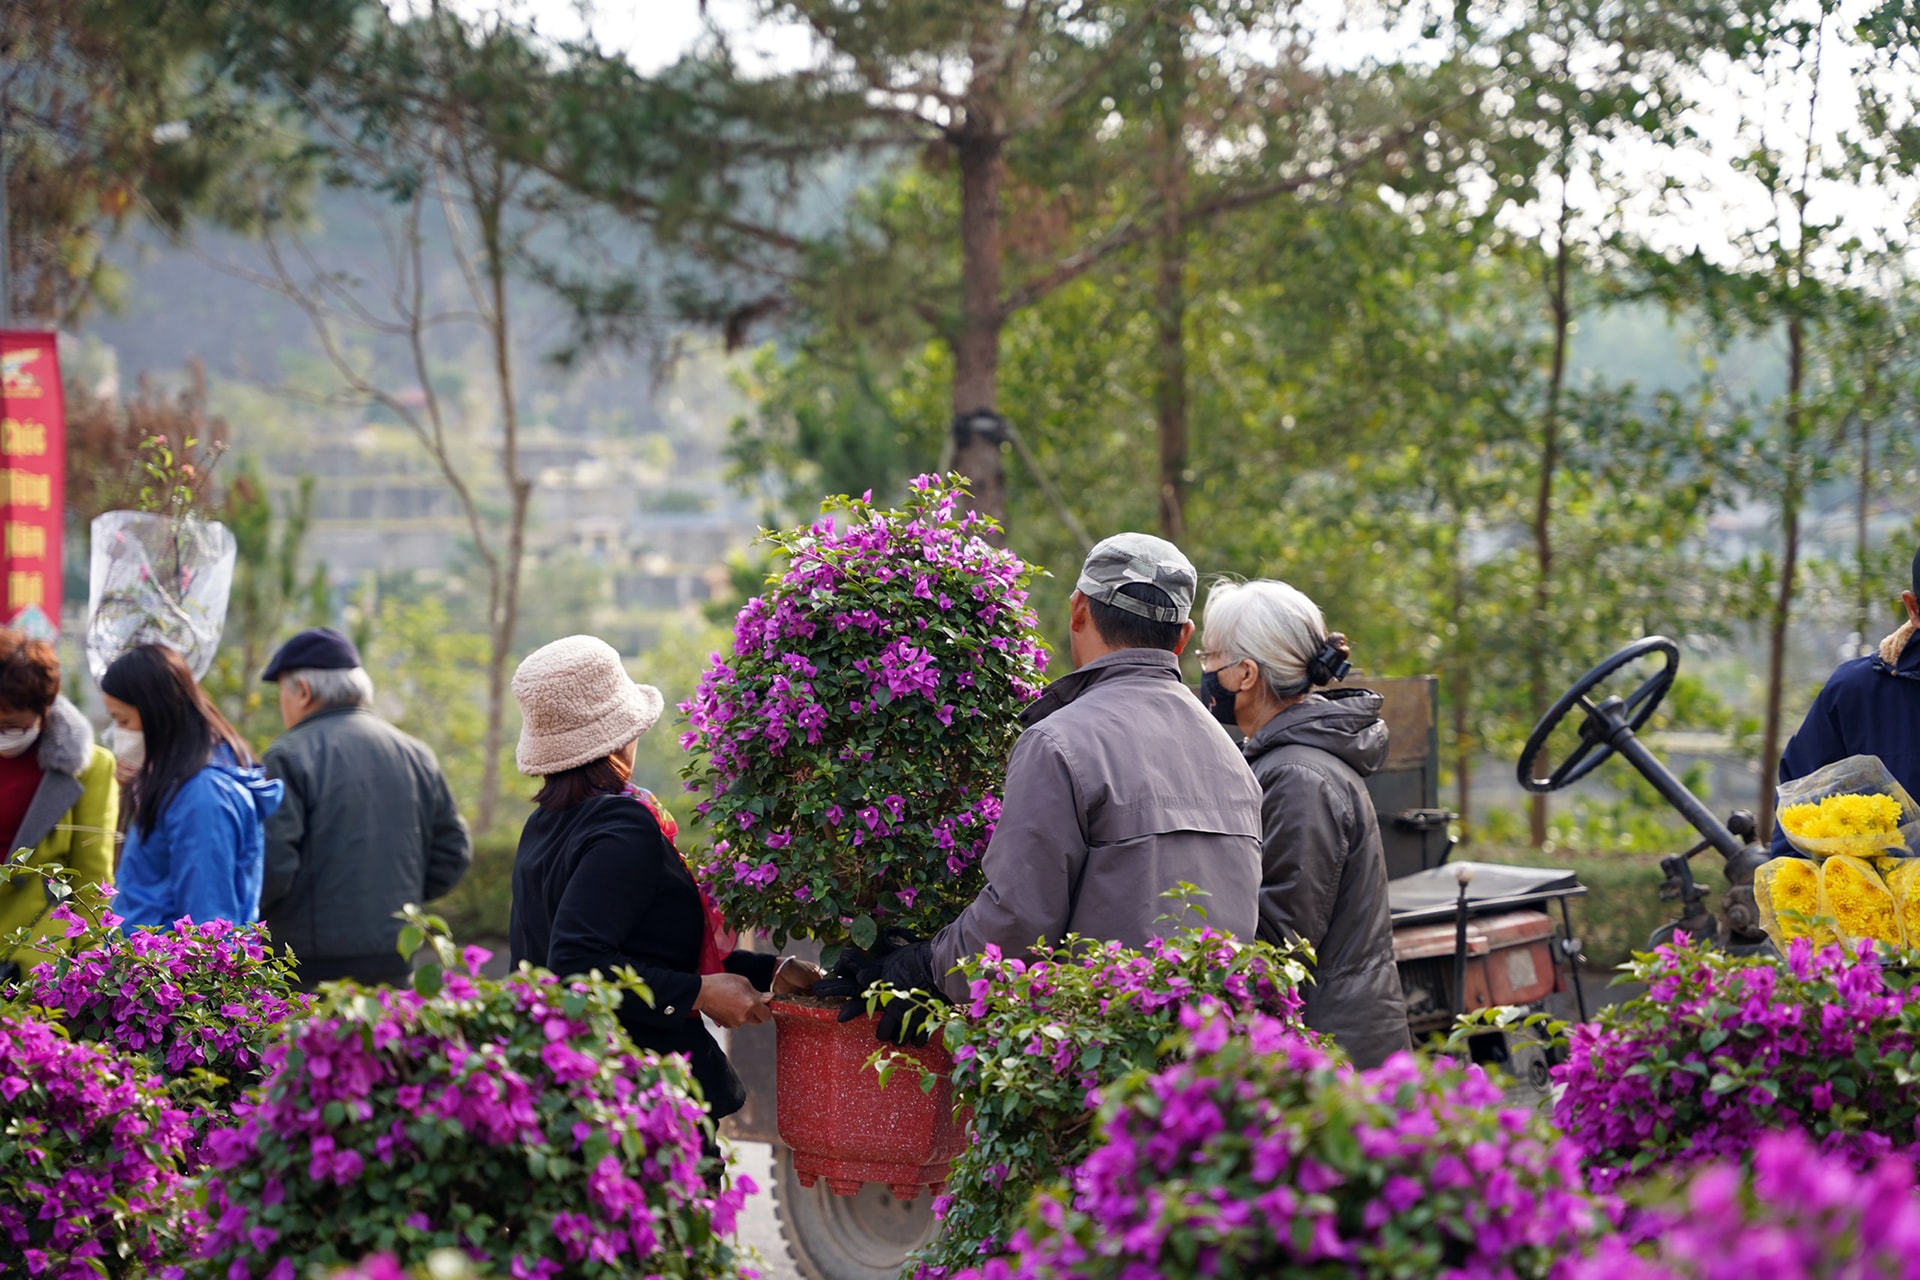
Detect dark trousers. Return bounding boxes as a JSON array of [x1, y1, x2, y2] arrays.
[[296, 953, 413, 993]]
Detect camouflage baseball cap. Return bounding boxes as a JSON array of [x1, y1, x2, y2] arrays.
[[1075, 532, 1197, 624]]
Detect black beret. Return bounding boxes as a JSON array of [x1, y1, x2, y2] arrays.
[[261, 627, 362, 683]]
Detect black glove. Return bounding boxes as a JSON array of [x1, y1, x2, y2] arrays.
[[870, 938, 949, 1047], [812, 927, 916, 1002]]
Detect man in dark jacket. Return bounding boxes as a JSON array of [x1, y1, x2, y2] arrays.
[[1774, 548, 1920, 856], [259, 628, 471, 989], [831, 533, 1264, 1040]]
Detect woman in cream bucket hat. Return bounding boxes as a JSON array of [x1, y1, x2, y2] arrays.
[[512, 634, 665, 774], [506, 635, 820, 1124]]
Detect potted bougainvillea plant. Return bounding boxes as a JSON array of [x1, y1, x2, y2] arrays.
[[680, 473, 1048, 1198]]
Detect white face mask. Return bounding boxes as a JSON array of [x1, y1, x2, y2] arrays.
[[108, 726, 145, 770], [0, 722, 38, 759]]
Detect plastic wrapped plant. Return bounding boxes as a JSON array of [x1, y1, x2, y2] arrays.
[[680, 474, 1048, 955]]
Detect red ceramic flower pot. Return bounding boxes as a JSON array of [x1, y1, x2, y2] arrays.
[[771, 997, 968, 1201]]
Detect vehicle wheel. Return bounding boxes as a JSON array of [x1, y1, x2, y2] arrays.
[[770, 1143, 942, 1280]]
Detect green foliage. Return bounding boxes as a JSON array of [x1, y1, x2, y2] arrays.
[[359, 597, 505, 832], [2, 0, 324, 322], [914, 925, 1313, 1276], [205, 455, 329, 748], [432, 834, 520, 946]]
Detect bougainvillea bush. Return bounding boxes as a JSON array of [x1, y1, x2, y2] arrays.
[[680, 474, 1048, 949], [1563, 1129, 1920, 1280], [18, 899, 305, 1127], [1554, 934, 1920, 1187], [954, 1007, 1607, 1280], [911, 926, 1312, 1278], [0, 1011, 197, 1278], [195, 935, 755, 1280]]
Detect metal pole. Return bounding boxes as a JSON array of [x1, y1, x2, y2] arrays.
[[1, 82, 10, 326]]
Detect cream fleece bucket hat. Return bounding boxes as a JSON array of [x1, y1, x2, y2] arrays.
[[512, 635, 664, 775]]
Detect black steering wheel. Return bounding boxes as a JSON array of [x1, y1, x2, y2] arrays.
[[1517, 636, 1680, 794]]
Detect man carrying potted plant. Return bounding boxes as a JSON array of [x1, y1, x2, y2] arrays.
[[828, 533, 1265, 1043]]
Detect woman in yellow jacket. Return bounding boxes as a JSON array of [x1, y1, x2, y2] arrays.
[[0, 631, 118, 978]]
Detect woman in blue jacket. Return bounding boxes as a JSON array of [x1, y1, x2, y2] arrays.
[[100, 644, 282, 930]]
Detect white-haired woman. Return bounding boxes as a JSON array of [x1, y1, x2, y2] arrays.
[[1198, 580, 1410, 1068]]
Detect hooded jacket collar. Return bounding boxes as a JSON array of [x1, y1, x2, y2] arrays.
[[1021, 648, 1183, 728], [35, 696, 94, 777], [1241, 687, 1391, 778], [1875, 625, 1920, 682]]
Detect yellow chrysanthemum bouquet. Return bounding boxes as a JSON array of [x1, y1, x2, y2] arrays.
[[1755, 755, 1920, 954]]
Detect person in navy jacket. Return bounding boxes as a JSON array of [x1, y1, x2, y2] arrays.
[[1773, 546, 1920, 856], [100, 644, 282, 930]]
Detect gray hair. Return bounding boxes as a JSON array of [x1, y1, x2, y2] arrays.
[[1202, 579, 1330, 700], [286, 666, 375, 709]]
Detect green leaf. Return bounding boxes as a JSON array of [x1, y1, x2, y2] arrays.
[[413, 964, 444, 998], [850, 914, 879, 951]]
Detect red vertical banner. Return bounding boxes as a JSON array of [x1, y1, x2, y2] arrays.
[[0, 332, 65, 639]]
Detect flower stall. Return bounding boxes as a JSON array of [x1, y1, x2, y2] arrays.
[[680, 474, 1048, 1202]]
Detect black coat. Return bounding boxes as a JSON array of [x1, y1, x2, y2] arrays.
[[1243, 689, 1411, 1069], [509, 792, 774, 1117]]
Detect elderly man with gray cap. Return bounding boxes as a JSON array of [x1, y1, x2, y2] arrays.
[[258, 627, 471, 990], [821, 533, 1264, 1044]]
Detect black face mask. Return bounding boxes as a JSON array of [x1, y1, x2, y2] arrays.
[[1198, 669, 1240, 726]]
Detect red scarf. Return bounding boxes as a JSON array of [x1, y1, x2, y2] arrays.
[[628, 786, 737, 981]]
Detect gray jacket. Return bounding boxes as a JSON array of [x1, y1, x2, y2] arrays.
[[930, 648, 1263, 1001], [261, 706, 470, 965], [1244, 688, 1410, 1068]]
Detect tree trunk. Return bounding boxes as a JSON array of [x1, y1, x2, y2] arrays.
[[950, 110, 1006, 525], [1450, 533, 1473, 833], [1152, 31, 1189, 543], [1856, 410, 1872, 650], [475, 168, 531, 834], [1528, 227, 1572, 848], [1757, 313, 1806, 838]]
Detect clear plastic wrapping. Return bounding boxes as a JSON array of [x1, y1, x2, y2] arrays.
[[1775, 755, 1920, 860], [1819, 855, 1904, 951], [85, 511, 236, 681], [1756, 856, 1837, 951]]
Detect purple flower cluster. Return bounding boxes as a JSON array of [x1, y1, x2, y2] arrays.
[[24, 902, 307, 1129], [1553, 934, 1920, 1187], [0, 1012, 197, 1279], [955, 1007, 1606, 1280], [680, 475, 1049, 943], [196, 956, 755, 1279], [1563, 1129, 1920, 1279], [916, 930, 1312, 1278]]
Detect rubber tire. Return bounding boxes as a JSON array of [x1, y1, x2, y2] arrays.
[[770, 1143, 942, 1280]]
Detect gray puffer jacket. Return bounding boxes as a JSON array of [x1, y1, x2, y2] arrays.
[[1243, 688, 1410, 1068]]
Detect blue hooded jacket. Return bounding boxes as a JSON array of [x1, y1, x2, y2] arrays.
[[116, 747, 284, 932], [1772, 632, 1920, 856]]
